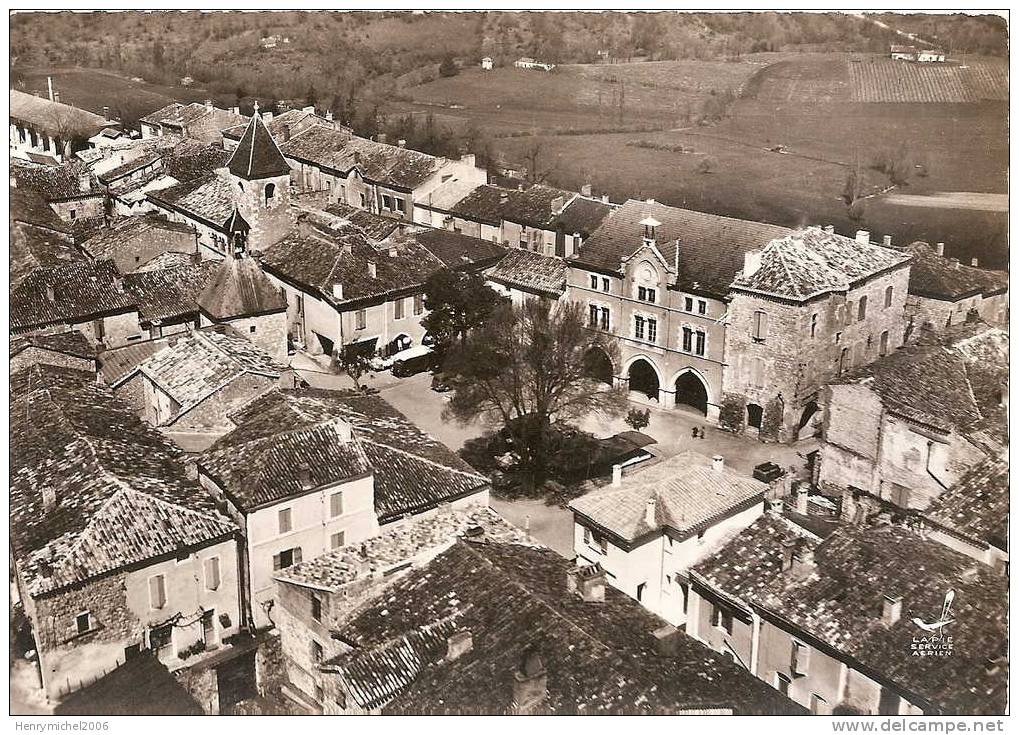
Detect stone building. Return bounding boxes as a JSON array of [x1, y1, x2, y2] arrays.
[[10, 331, 96, 375], [272, 507, 530, 712], [10, 364, 242, 704], [818, 326, 1007, 516], [275, 525, 801, 715], [723, 228, 911, 442], [80, 214, 198, 273], [689, 512, 1007, 715], [901, 241, 1008, 339], [10, 89, 116, 163], [12, 159, 107, 231], [10, 259, 144, 347], [111, 326, 285, 438], [568, 452, 766, 627], [261, 209, 502, 359], [487, 247, 568, 304], [138, 101, 246, 145], [568, 199, 790, 420], [197, 388, 492, 629]]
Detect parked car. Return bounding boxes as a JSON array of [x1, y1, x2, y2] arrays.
[[392, 345, 435, 378], [431, 372, 457, 393], [753, 461, 785, 484]]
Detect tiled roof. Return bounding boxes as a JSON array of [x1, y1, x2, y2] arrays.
[[81, 214, 196, 262], [158, 136, 232, 182], [732, 227, 912, 301], [222, 108, 340, 142], [261, 216, 444, 307], [54, 652, 203, 716], [12, 159, 101, 202], [123, 261, 219, 324], [147, 174, 236, 230], [402, 228, 505, 269], [128, 328, 284, 413], [276, 506, 533, 592], [903, 242, 1008, 300], [10, 218, 82, 288], [553, 196, 615, 238], [336, 540, 803, 715], [10, 186, 71, 234], [281, 125, 441, 190], [10, 89, 110, 138], [136, 251, 196, 272], [140, 102, 245, 133], [98, 338, 168, 385], [10, 259, 137, 331], [836, 327, 1007, 436], [196, 255, 287, 319], [488, 248, 567, 296], [227, 113, 292, 180], [96, 150, 162, 184], [322, 202, 402, 241], [202, 388, 488, 516], [569, 452, 766, 542], [10, 364, 236, 596], [924, 456, 1008, 550], [576, 199, 791, 297], [414, 176, 483, 213], [10, 330, 95, 361], [691, 516, 1008, 715], [450, 184, 574, 229]]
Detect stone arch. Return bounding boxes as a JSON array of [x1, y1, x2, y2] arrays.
[[671, 368, 711, 416], [623, 355, 662, 401], [583, 346, 615, 386], [265, 182, 277, 206]]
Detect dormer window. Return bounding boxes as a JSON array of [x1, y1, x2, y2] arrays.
[[637, 286, 657, 304]]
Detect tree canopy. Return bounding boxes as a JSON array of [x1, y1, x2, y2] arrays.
[[421, 269, 507, 355], [442, 298, 626, 484]]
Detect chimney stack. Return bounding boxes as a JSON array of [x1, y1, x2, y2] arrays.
[[780, 538, 798, 571], [882, 235, 892, 247], [823, 224, 835, 235], [47, 76, 54, 102], [644, 497, 657, 527], [790, 547, 815, 581], [882, 595, 902, 626], [580, 183, 592, 197], [712, 455, 724, 473], [367, 262, 377, 279], [601, 194, 609, 204], [282, 124, 291, 142], [326, 110, 334, 122], [971, 257, 979, 267], [512, 650, 548, 715], [78, 174, 91, 192], [499, 192, 509, 205], [397, 139, 406, 148], [298, 463, 313, 489], [445, 629, 474, 661], [611, 464, 622, 487], [767, 497, 785, 516], [652, 624, 682, 657], [232, 106, 240, 115], [332, 283, 344, 301], [855, 230, 870, 245], [41, 486, 57, 512], [551, 196, 565, 215], [949, 257, 960, 270], [205, 99, 213, 111], [566, 563, 606, 603], [53, 90, 60, 104], [103, 105, 110, 120], [794, 481, 809, 515], [45, 284, 56, 303], [935, 242, 945, 256]]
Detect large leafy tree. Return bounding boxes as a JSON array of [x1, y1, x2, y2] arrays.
[[421, 269, 507, 355], [443, 298, 626, 485]]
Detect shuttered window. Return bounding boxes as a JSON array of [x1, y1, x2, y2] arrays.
[[330, 492, 344, 518], [279, 508, 292, 534], [395, 298, 404, 320], [331, 531, 345, 549], [752, 311, 768, 342], [149, 575, 166, 610], [204, 557, 221, 591]]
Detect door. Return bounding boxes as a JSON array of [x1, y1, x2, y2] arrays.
[[202, 610, 216, 647], [216, 651, 257, 714]]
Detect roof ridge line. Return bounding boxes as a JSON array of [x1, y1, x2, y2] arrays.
[[362, 439, 485, 480]]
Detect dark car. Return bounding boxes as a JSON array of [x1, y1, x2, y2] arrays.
[[431, 372, 456, 392], [392, 350, 435, 378], [753, 461, 785, 484]]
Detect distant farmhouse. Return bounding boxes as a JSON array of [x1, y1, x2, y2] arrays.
[[890, 45, 946, 62], [481, 56, 493, 70], [514, 57, 556, 72]]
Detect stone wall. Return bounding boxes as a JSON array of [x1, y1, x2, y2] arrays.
[[220, 311, 289, 361], [107, 227, 196, 274], [167, 372, 276, 432]]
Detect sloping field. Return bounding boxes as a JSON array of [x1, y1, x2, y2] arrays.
[[849, 58, 1007, 103]]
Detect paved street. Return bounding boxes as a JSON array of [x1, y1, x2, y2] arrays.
[[378, 376, 816, 557]]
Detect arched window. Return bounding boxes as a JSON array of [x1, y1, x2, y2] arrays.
[[265, 182, 276, 205], [884, 285, 894, 308], [879, 330, 889, 356], [858, 295, 868, 321]]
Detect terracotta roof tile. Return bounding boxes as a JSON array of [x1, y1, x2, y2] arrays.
[[336, 540, 804, 715], [10, 330, 95, 361], [451, 184, 574, 229], [147, 174, 236, 230], [692, 516, 1007, 714], [489, 248, 567, 296], [196, 255, 287, 319], [924, 456, 1008, 550], [124, 260, 219, 324], [903, 241, 1008, 300], [10, 89, 111, 138], [10, 364, 236, 596], [576, 199, 791, 297], [227, 113, 291, 180], [10, 259, 137, 331]]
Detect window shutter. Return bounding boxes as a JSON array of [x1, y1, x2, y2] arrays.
[[273, 553, 282, 571], [205, 557, 221, 591], [149, 575, 166, 609], [330, 492, 344, 517], [294, 547, 303, 564]]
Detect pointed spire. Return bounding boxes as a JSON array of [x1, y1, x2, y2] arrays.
[[227, 108, 290, 181]]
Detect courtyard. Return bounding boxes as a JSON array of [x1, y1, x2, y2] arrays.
[[378, 372, 817, 557]]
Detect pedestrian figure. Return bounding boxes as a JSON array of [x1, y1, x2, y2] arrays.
[[691, 426, 699, 439]]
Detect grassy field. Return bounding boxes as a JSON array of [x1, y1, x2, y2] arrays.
[[494, 53, 1008, 268], [21, 67, 211, 125], [393, 59, 768, 135]]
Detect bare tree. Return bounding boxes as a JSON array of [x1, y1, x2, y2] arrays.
[[521, 138, 557, 184]]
